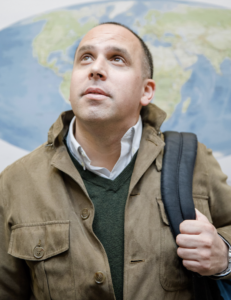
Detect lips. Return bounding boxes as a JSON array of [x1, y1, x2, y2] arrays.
[[83, 87, 109, 97]]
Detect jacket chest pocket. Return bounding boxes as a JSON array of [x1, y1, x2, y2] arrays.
[[8, 220, 75, 300], [157, 198, 191, 291]]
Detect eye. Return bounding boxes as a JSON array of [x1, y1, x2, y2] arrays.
[[81, 55, 93, 62], [112, 56, 124, 63]]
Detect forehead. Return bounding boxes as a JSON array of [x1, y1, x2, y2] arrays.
[[78, 24, 141, 54]]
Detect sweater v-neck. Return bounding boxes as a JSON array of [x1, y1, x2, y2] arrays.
[[71, 151, 138, 191]]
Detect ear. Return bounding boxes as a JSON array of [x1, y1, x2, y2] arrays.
[[140, 79, 156, 106]]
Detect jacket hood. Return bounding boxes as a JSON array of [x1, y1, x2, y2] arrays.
[[47, 103, 167, 147]]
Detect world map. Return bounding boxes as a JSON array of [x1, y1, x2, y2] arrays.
[[0, 0, 231, 162]]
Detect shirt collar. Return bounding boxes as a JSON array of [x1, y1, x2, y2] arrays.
[[66, 115, 142, 178]]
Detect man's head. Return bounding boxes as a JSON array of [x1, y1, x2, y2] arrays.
[[69, 22, 155, 131], [99, 22, 153, 79]]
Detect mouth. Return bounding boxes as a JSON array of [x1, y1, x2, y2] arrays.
[[83, 87, 110, 99]]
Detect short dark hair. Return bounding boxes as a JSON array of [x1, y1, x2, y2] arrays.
[[98, 22, 154, 79]]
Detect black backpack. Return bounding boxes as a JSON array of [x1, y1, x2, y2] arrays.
[[161, 131, 229, 300]]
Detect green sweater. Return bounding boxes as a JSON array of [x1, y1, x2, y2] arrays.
[[67, 147, 137, 300]]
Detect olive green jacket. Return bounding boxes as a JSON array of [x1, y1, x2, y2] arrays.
[[1, 103, 231, 300]]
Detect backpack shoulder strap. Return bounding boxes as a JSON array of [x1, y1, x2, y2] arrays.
[[161, 131, 197, 239], [161, 131, 224, 300]]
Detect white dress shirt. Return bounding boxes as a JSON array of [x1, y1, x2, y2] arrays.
[[66, 116, 142, 180]]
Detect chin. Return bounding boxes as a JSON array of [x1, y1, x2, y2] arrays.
[[77, 111, 109, 124], [78, 106, 112, 121]]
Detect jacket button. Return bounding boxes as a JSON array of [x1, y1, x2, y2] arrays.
[[33, 246, 44, 259], [81, 208, 90, 220], [94, 271, 105, 284]]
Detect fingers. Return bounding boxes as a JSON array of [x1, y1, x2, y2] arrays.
[[182, 260, 200, 273], [176, 228, 228, 275], [177, 247, 214, 275], [177, 246, 211, 261], [195, 208, 210, 223], [179, 219, 215, 235], [176, 209, 228, 275], [179, 209, 212, 235], [176, 234, 206, 248], [182, 259, 212, 276], [177, 247, 199, 261]]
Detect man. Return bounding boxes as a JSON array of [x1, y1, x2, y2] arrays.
[[0, 22, 231, 300]]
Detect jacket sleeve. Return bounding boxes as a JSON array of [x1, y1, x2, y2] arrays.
[[203, 146, 231, 279], [0, 170, 31, 299]]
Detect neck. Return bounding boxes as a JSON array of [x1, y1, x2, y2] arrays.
[[74, 118, 139, 171]]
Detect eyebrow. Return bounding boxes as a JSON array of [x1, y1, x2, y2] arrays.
[[76, 45, 132, 62]]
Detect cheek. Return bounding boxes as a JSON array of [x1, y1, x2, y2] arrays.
[[119, 72, 140, 86], [70, 76, 77, 94], [70, 69, 84, 89], [121, 75, 143, 98]]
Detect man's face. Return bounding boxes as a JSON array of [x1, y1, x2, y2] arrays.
[[69, 24, 153, 128]]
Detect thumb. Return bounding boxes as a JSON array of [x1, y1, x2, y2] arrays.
[[195, 208, 210, 223]]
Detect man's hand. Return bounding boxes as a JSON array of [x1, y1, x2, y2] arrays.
[[176, 208, 228, 276]]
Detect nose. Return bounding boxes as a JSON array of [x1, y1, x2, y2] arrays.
[[88, 56, 107, 81]]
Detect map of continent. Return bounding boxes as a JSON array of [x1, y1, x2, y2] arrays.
[[32, 3, 231, 121]]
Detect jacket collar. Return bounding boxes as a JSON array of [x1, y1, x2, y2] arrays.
[[140, 103, 167, 133], [47, 103, 167, 147], [49, 104, 166, 196], [128, 123, 165, 195], [47, 110, 74, 147]]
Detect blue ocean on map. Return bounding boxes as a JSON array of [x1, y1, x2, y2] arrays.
[[0, 22, 71, 150], [162, 56, 231, 155]]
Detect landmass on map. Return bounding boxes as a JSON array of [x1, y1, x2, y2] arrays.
[[32, 2, 231, 119]]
